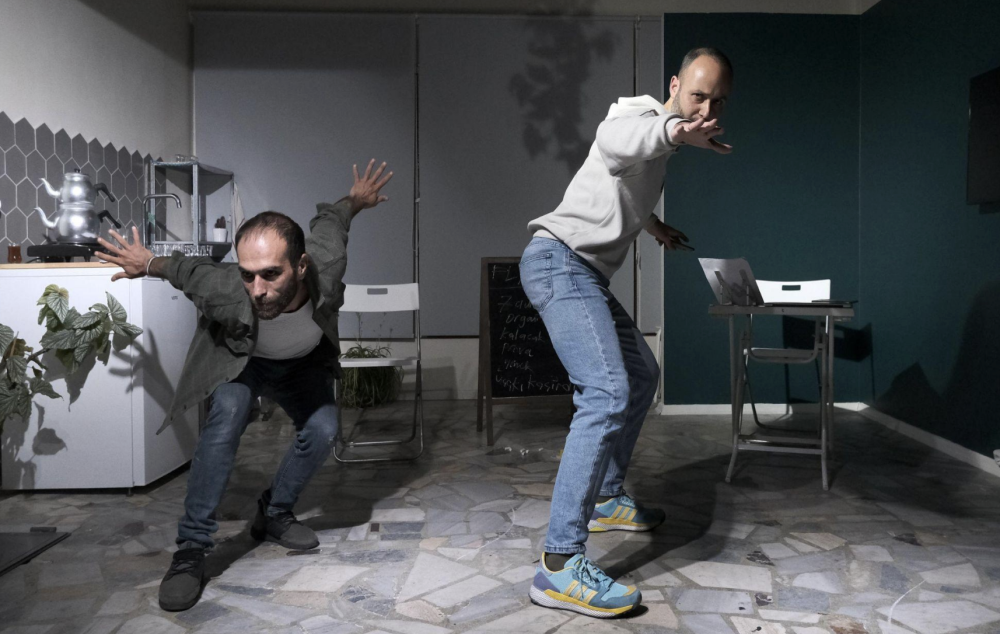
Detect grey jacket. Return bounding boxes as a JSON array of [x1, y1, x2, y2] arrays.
[[158, 200, 353, 432]]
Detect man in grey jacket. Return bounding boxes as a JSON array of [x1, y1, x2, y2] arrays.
[[522, 48, 733, 617], [97, 159, 392, 612]]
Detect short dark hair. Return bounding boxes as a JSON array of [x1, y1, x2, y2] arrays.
[[678, 47, 733, 80], [235, 211, 306, 264]]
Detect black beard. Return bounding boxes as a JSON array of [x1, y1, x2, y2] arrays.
[[252, 277, 300, 320]]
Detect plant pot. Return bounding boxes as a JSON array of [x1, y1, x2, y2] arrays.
[[212, 228, 228, 243]]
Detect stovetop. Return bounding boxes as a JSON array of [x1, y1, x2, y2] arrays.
[[26, 243, 104, 263]]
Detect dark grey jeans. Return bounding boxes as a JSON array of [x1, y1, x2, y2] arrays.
[[177, 347, 338, 549]]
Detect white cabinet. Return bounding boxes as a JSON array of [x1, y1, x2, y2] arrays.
[[0, 264, 199, 489]]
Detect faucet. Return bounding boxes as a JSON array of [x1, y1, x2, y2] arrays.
[[141, 193, 182, 244]]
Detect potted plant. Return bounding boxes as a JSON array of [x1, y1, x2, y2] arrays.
[[337, 317, 401, 409], [0, 285, 143, 434], [212, 216, 228, 243]]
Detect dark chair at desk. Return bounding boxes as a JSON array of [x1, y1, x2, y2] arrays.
[[730, 279, 832, 484]]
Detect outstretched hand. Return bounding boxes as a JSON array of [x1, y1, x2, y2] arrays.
[[348, 159, 393, 214], [670, 116, 733, 154], [646, 219, 693, 251], [96, 226, 155, 281]]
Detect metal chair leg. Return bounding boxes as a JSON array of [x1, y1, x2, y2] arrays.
[[333, 364, 424, 464]]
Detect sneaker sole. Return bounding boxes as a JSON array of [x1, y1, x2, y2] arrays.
[[587, 518, 664, 533], [250, 527, 319, 550], [528, 584, 639, 618], [159, 586, 203, 612]]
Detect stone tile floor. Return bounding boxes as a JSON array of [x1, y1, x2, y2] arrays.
[[2, 401, 1000, 634]]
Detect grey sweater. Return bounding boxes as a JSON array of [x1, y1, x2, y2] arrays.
[[528, 95, 685, 279]]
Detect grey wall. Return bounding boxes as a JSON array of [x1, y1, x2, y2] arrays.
[[193, 13, 416, 338], [662, 14, 861, 405], [859, 0, 1000, 457], [418, 15, 652, 336], [194, 13, 663, 337]]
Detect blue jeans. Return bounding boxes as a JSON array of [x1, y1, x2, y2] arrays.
[[177, 347, 339, 549], [520, 237, 660, 555]]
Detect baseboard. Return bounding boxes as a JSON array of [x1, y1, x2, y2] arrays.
[[655, 402, 1000, 479], [857, 406, 1000, 479], [656, 403, 865, 416]]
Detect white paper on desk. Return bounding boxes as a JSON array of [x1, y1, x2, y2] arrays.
[[698, 257, 764, 306]]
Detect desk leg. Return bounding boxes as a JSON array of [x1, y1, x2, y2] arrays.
[[826, 315, 836, 460], [819, 316, 831, 490], [725, 315, 740, 483]]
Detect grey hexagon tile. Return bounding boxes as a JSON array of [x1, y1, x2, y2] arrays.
[[46, 155, 63, 182], [54, 129, 71, 161], [6, 148, 26, 183], [104, 142, 118, 172], [118, 147, 130, 173], [71, 133, 88, 165], [0, 176, 16, 212], [111, 171, 125, 200], [131, 151, 143, 176], [0, 237, 10, 262], [16, 179, 37, 212], [6, 208, 27, 242], [125, 173, 138, 200], [26, 151, 45, 182], [36, 124, 54, 158], [97, 167, 112, 191], [0, 112, 14, 150], [79, 163, 97, 182], [0, 148, 4, 176], [14, 118, 35, 154], [88, 139, 104, 169], [64, 159, 80, 174]]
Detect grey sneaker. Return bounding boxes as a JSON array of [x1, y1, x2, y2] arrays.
[[250, 491, 319, 550], [158, 547, 206, 611]]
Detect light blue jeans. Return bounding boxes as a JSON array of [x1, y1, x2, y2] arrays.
[[520, 237, 660, 555]]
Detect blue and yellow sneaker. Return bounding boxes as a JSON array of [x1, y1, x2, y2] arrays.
[[529, 553, 641, 618], [588, 492, 665, 532]]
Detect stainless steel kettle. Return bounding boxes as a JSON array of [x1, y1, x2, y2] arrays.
[[34, 170, 121, 244]]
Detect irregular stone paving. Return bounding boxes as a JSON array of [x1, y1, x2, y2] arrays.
[[2, 402, 1000, 633]]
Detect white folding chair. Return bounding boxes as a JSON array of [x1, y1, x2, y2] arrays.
[[729, 279, 834, 486], [334, 283, 423, 463]]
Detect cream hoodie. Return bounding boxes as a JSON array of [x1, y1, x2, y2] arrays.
[[528, 95, 686, 279]]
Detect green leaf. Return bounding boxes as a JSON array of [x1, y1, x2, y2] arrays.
[[0, 384, 18, 422], [73, 343, 92, 363], [6, 356, 27, 384], [55, 348, 80, 375], [29, 375, 60, 400], [96, 339, 111, 365], [40, 329, 78, 350], [0, 324, 13, 359], [17, 384, 31, 421], [75, 327, 106, 346], [105, 292, 127, 323], [62, 307, 81, 329], [112, 330, 130, 353], [112, 322, 143, 340], [45, 290, 70, 323], [74, 311, 103, 329], [89, 303, 109, 316]]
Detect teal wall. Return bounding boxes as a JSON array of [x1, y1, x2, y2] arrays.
[[662, 15, 862, 407], [860, 0, 1000, 456], [662, 2, 1000, 460]]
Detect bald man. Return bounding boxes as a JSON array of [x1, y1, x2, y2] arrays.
[[521, 48, 733, 618]]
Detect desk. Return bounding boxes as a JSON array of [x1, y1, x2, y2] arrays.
[[708, 304, 855, 490]]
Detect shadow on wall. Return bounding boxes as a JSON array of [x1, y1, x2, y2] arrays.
[[875, 281, 1000, 457], [76, 0, 189, 64], [509, 11, 618, 175]]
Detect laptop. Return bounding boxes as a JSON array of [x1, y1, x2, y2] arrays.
[[698, 258, 853, 308]]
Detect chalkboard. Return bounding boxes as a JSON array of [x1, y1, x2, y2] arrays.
[[477, 257, 573, 445]]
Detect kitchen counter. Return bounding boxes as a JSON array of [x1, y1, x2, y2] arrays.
[[0, 266, 199, 490], [0, 262, 117, 269]]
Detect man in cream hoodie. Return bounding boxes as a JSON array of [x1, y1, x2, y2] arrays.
[[522, 48, 733, 618]]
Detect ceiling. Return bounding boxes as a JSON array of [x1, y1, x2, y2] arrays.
[[188, 0, 882, 16]]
